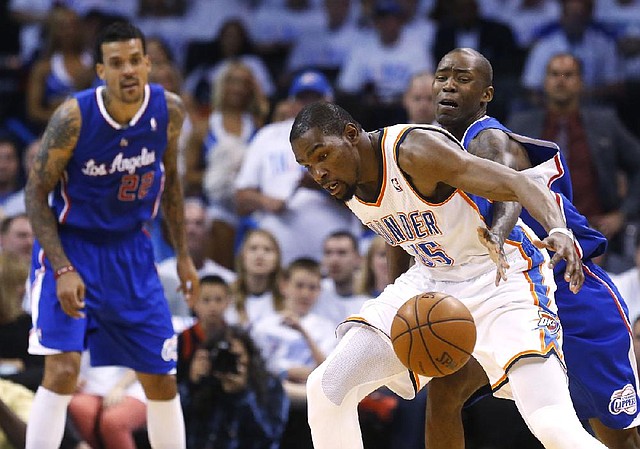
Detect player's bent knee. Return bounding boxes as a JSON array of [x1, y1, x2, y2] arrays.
[[43, 353, 82, 390]]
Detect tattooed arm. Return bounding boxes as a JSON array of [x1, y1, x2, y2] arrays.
[[162, 91, 199, 306], [25, 98, 86, 318], [25, 99, 79, 270], [467, 129, 533, 286]]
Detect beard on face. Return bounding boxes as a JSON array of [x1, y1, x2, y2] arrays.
[[337, 182, 357, 202]]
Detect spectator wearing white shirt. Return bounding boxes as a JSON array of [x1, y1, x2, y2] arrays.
[[495, 0, 561, 49], [287, 0, 366, 76], [336, 1, 432, 129], [234, 70, 360, 265], [68, 352, 146, 449], [521, 0, 624, 106]]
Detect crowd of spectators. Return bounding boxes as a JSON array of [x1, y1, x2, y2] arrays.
[[1, 0, 640, 448]]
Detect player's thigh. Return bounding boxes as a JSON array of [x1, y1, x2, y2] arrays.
[[86, 233, 176, 374], [427, 357, 489, 408]]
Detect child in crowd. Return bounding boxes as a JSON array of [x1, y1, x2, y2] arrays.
[[252, 258, 336, 449]]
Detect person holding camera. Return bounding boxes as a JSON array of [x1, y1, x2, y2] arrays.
[[182, 327, 289, 449], [178, 275, 289, 449]]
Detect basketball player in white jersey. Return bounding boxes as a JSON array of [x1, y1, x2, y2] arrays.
[[289, 101, 607, 449]]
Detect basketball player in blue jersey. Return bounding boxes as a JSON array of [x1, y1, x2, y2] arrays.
[[426, 48, 640, 449], [23, 22, 199, 449], [289, 102, 612, 449]]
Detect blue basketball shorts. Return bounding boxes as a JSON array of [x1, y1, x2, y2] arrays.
[[557, 260, 640, 429], [28, 228, 176, 374]]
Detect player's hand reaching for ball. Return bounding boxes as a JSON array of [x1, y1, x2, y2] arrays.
[[534, 229, 584, 293], [177, 256, 200, 309], [56, 270, 86, 318], [477, 227, 509, 286]]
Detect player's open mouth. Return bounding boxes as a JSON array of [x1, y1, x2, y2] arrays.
[[324, 181, 340, 194], [438, 99, 458, 109]]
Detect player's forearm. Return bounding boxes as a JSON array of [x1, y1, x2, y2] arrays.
[[490, 201, 522, 242], [162, 176, 188, 257], [25, 182, 71, 269], [515, 179, 567, 233]]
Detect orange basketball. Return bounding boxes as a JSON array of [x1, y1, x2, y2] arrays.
[[391, 292, 476, 377]]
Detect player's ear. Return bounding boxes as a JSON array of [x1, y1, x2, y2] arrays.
[[96, 63, 105, 80], [344, 123, 359, 143], [482, 86, 494, 103]]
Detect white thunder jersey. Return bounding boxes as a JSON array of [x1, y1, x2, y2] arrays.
[[347, 124, 539, 282], [342, 124, 561, 397]]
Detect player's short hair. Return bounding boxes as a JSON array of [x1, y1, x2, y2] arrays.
[[290, 102, 362, 142], [441, 48, 493, 87], [94, 21, 146, 63]]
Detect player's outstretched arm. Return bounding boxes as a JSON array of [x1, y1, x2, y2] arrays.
[[469, 131, 533, 285], [399, 130, 583, 292], [25, 98, 86, 318], [162, 91, 199, 306]]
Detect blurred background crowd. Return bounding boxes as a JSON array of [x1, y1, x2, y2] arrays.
[[1, 0, 640, 448]]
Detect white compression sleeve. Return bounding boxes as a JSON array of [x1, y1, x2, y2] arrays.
[[307, 326, 410, 449], [508, 356, 607, 449]]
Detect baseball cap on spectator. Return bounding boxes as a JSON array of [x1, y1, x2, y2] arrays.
[[288, 71, 334, 100]]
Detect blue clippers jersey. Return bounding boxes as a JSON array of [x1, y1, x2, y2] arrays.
[[51, 84, 168, 233], [462, 116, 607, 260]]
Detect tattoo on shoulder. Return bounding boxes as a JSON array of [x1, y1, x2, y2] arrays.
[[470, 131, 504, 160], [41, 100, 81, 152], [165, 91, 185, 138], [32, 100, 80, 184]]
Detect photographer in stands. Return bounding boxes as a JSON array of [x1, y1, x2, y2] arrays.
[[179, 283, 289, 449]]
